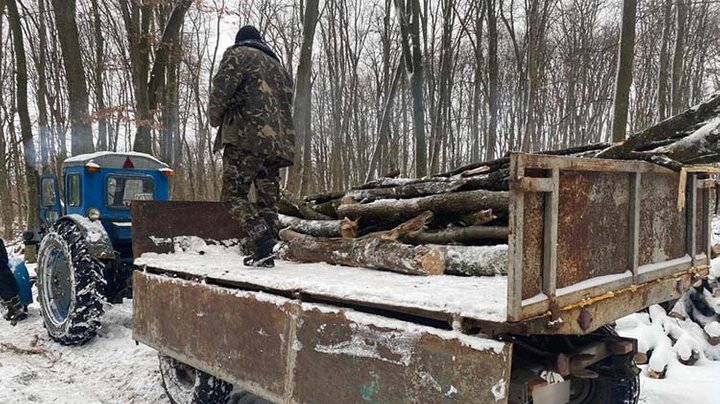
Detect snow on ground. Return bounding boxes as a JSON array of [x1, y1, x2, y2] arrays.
[[0, 299, 167, 404]]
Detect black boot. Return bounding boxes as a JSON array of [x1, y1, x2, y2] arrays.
[[3, 295, 27, 326], [243, 228, 277, 268]]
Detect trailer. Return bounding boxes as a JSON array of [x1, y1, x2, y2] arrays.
[[131, 153, 714, 404]]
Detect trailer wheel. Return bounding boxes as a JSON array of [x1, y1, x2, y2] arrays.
[[566, 326, 639, 404], [37, 220, 105, 345], [159, 354, 233, 404]]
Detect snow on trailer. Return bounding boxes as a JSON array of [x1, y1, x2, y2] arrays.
[[131, 153, 715, 403]]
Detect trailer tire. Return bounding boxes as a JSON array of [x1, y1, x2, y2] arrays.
[[37, 220, 105, 345], [159, 354, 233, 404], [567, 326, 639, 404]]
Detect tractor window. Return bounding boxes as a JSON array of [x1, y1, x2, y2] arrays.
[[67, 174, 81, 207], [106, 176, 155, 209], [41, 178, 57, 207]]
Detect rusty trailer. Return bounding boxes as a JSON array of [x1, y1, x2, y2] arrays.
[[131, 153, 714, 404]]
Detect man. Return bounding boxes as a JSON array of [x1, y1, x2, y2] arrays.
[[0, 239, 27, 324], [209, 26, 295, 268]]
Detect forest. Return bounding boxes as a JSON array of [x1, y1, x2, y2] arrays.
[[0, 0, 718, 238]]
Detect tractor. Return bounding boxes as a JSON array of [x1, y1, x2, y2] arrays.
[[35, 151, 172, 345]]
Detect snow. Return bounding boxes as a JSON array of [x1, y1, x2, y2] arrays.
[[0, 300, 167, 403], [63, 151, 165, 165], [136, 248, 509, 322]]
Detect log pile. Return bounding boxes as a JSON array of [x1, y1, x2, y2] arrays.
[[276, 92, 720, 277]]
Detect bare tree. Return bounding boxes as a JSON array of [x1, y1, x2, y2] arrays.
[[611, 0, 637, 142]]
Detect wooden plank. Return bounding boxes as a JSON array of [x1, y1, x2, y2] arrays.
[[133, 271, 514, 404]]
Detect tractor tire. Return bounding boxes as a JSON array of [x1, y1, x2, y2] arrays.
[[37, 219, 106, 345], [159, 354, 234, 404]]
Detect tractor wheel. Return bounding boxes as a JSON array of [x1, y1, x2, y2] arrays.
[[37, 219, 106, 345], [159, 354, 233, 404]]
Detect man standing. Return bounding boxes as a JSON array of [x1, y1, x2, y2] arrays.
[[209, 26, 295, 267], [0, 239, 27, 324]]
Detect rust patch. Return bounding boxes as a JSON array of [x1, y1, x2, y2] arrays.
[[638, 173, 687, 265], [522, 191, 545, 300], [556, 171, 629, 288]]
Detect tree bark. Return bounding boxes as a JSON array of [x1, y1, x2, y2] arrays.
[[91, 0, 107, 151], [51, 0, 94, 155], [287, 0, 320, 195], [279, 228, 445, 275], [337, 189, 509, 222], [6, 0, 39, 243], [656, 0, 673, 122], [403, 225, 508, 244], [395, 0, 427, 177], [485, 0, 499, 161], [671, 0, 687, 115], [278, 214, 341, 238], [610, 0, 637, 143]]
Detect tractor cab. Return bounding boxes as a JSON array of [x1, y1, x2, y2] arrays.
[[39, 152, 172, 263], [36, 152, 172, 345]]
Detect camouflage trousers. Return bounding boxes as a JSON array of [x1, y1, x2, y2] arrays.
[[221, 144, 280, 246]]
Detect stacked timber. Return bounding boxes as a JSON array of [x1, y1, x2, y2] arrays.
[[277, 91, 720, 277]]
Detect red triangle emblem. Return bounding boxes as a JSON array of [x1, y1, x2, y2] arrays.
[[123, 157, 135, 169]]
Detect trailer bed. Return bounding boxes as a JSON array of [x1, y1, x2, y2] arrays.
[[137, 251, 508, 323]]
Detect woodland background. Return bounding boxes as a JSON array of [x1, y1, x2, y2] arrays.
[[0, 0, 718, 237]]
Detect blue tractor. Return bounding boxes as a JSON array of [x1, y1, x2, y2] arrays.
[[36, 152, 172, 345]]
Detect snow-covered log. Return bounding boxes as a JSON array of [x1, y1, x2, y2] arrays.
[[278, 229, 508, 277], [337, 189, 509, 222], [278, 229, 446, 276], [402, 225, 509, 245], [278, 214, 341, 238]]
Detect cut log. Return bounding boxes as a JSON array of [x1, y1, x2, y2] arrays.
[[381, 211, 434, 241], [279, 193, 333, 220], [339, 217, 359, 238], [441, 244, 508, 276], [460, 210, 496, 225], [598, 91, 720, 160], [278, 229, 445, 276], [345, 179, 465, 203], [278, 214, 341, 238], [457, 168, 510, 191], [354, 176, 455, 190], [403, 226, 509, 245], [304, 190, 346, 204], [337, 190, 509, 222], [646, 118, 720, 164]]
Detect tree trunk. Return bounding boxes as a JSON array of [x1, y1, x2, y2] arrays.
[[6, 0, 40, 241], [395, 0, 428, 177], [51, 0, 94, 155], [610, 0, 637, 143], [91, 0, 108, 151], [671, 0, 687, 115], [288, 0, 320, 196], [656, 0, 673, 121], [485, 0, 499, 161]]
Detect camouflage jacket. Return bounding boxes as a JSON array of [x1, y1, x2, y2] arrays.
[[209, 42, 295, 167]]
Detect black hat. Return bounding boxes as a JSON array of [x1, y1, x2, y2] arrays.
[[236, 26, 262, 43]]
